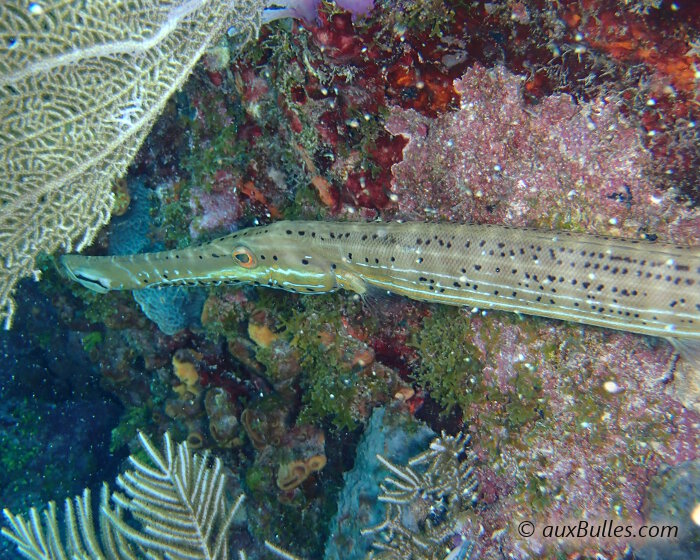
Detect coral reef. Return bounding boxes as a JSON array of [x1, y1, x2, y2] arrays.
[[244, 406, 337, 558], [4, 1, 698, 559]]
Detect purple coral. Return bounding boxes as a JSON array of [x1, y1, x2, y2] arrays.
[[334, 0, 374, 17], [262, 0, 373, 24], [262, 0, 321, 24]]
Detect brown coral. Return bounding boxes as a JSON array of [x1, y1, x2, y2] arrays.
[[276, 453, 327, 491], [204, 387, 242, 447]]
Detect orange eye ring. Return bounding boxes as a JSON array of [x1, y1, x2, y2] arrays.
[[232, 246, 257, 269]]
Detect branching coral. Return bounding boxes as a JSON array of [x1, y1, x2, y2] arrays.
[[362, 431, 479, 559]]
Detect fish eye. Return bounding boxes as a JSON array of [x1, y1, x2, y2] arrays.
[[232, 246, 257, 269]]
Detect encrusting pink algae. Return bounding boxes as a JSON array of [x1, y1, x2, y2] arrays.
[[385, 64, 699, 246]]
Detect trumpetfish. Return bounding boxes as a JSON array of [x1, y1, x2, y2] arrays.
[[61, 220, 700, 371]]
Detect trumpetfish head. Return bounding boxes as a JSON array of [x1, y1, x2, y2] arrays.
[[60, 221, 341, 294]]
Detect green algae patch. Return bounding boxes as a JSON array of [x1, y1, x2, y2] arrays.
[[248, 293, 394, 431], [110, 405, 153, 454], [289, 298, 387, 431], [504, 368, 548, 433], [410, 306, 485, 414]]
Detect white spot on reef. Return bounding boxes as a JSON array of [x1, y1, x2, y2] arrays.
[[603, 381, 622, 394]]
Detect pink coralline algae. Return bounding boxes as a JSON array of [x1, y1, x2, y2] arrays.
[[188, 170, 242, 239], [385, 64, 698, 245], [460, 312, 699, 559]]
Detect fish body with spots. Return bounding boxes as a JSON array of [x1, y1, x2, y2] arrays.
[[61, 220, 700, 371]]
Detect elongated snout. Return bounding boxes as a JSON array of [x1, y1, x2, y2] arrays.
[[61, 254, 121, 293]]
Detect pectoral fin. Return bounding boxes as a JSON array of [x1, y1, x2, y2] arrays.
[[669, 338, 700, 375]]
